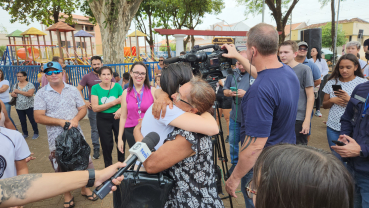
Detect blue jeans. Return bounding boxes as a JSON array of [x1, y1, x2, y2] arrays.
[[326, 126, 342, 161], [229, 118, 241, 165], [88, 108, 100, 150], [4, 102, 16, 128], [347, 165, 369, 208], [229, 165, 254, 208]]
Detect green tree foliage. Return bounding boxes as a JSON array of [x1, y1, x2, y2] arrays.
[[0, 24, 7, 34], [237, 0, 300, 43], [159, 43, 175, 51], [0, 0, 82, 26], [135, 0, 224, 58], [0, 46, 6, 57], [321, 22, 346, 49]]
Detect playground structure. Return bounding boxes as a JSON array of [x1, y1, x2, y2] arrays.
[[1, 24, 157, 66], [46, 22, 89, 65], [125, 30, 156, 62]]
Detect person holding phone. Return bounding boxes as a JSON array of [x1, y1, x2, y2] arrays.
[[322, 54, 367, 160], [332, 80, 369, 208]]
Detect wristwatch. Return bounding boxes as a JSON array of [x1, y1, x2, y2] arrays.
[[86, 169, 95, 187], [360, 150, 364, 157]]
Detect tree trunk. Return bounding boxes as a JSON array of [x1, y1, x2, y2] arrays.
[[184, 36, 190, 51], [166, 35, 171, 58], [191, 35, 195, 48], [331, 0, 336, 51], [89, 0, 143, 64]]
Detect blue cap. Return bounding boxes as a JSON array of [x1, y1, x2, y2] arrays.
[[44, 62, 62, 72]]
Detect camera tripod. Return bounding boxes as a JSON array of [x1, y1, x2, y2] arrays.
[[212, 101, 233, 208]]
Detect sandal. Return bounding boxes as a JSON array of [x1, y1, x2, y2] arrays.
[[82, 193, 99, 201], [64, 197, 75, 208]]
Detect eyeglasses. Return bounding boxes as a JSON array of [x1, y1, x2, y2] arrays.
[[159, 60, 164, 62], [298, 47, 308, 51], [132, 71, 146, 77], [176, 86, 194, 108], [246, 179, 257, 199], [16, 76, 24, 78], [45, 70, 62, 76]]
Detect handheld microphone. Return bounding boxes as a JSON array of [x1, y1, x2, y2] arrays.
[[93, 132, 160, 199]]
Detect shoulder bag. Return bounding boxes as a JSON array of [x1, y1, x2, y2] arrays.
[[9, 83, 18, 106]]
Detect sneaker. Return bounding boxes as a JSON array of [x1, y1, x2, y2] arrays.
[[22, 134, 28, 139], [315, 110, 322, 117], [93, 148, 100, 159], [225, 135, 229, 143], [32, 134, 39, 140]]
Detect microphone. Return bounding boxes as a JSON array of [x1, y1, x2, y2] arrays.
[[93, 132, 160, 199]]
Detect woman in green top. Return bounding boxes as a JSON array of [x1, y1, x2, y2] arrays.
[[91, 66, 124, 167]]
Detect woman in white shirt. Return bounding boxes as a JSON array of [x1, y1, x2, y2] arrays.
[[310, 47, 329, 117], [346, 41, 369, 77], [0, 69, 16, 128], [322, 54, 367, 161]]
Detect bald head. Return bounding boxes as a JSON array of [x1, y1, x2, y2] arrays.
[[246, 23, 279, 56]]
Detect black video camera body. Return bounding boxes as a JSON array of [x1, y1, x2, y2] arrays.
[[164, 45, 236, 89]]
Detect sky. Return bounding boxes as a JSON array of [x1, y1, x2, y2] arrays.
[[1, 0, 369, 41]]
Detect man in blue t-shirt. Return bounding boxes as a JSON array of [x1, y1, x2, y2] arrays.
[[223, 23, 299, 203], [223, 50, 257, 207]]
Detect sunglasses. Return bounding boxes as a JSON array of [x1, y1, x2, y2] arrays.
[[298, 47, 308, 51], [159, 60, 164, 62], [45, 70, 62, 76], [246, 179, 257, 199]]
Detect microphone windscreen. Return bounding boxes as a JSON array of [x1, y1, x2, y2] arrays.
[[142, 132, 160, 149]]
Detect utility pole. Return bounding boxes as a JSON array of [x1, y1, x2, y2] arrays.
[[262, 0, 265, 23], [332, 0, 341, 67]]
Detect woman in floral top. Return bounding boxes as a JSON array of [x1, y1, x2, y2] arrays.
[[142, 77, 223, 208], [11, 71, 39, 139]]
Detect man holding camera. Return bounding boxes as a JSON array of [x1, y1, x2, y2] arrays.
[[223, 50, 257, 206], [222, 23, 300, 206]]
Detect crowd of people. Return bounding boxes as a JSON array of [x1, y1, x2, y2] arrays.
[[1, 23, 369, 208]]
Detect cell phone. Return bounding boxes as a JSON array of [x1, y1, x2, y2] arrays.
[[332, 85, 342, 92], [332, 140, 346, 146], [230, 87, 237, 92]]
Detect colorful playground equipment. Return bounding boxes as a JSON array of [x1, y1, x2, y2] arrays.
[[125, 30, 156, 62], [46, 22, 89, 65]]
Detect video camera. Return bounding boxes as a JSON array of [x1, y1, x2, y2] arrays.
[[164, 44, 236, 88]]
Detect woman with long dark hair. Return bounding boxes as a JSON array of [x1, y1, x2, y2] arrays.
[[0, 69, 16, 128], [322, 54, 367, 160], [248, 144, 354, 208], [11, 71, 39, 139], [91, 66, 124, 167], [310, 47, 329, 117], [117, 62, 156, 153]]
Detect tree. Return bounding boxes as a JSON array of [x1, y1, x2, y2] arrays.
[[321, 22, 346, 49], [183, 0, 224, 49], [134, 0, 161, 58], [88, 0, 143, 63], [0, 24, 7, 34], [0, 0, 82, 26], [0, 46, 6, 57], [159, 43, 175, 51], [318, 0, 344, 56], [237, 0, 300, 43]]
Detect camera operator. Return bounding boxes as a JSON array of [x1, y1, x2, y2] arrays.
[[223, 50, 257, 206], [222, 23, 300, 205]]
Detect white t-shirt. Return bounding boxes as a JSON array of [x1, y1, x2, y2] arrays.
[[0, 80, 10, 103], [359, 59, 369, 77], [0, 127, 31, 179], [322, 76, 367, 131], [309, 58, 329, 77], [141, 105, 185, 150]]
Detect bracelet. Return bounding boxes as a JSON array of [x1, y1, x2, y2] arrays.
[[86, 169, 95, 187]]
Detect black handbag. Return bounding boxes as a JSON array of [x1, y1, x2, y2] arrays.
[[9, 84, 18, 106], [113, 163, 174, 208]]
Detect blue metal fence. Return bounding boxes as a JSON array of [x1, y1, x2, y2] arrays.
[[1, 62, 159, 100]]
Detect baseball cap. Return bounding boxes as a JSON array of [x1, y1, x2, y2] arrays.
[[112, 72, 119, 77], [44, 62, 62, 72], [297, 41, 308, 48]]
